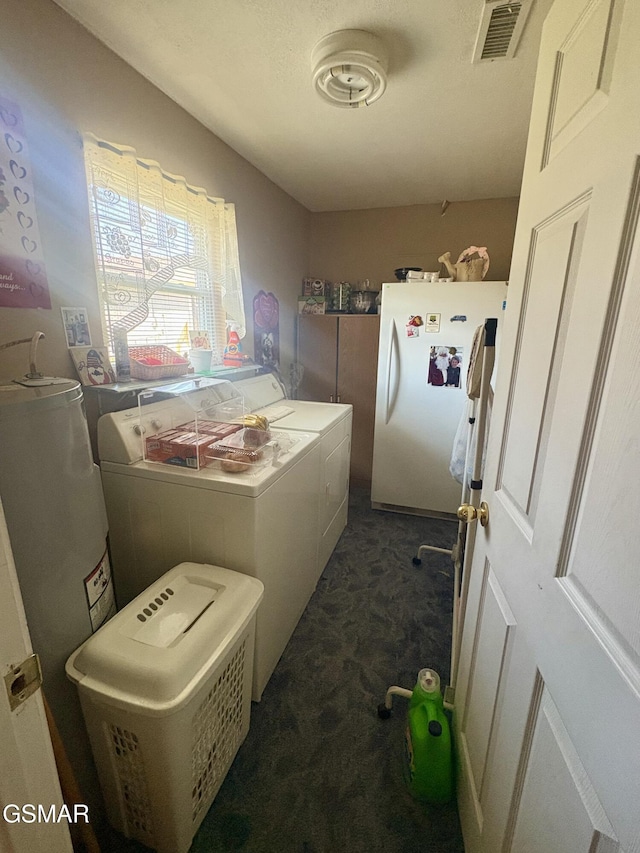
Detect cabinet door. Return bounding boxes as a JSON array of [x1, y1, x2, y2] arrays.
[[337, 315, 380, 486], [297, 315, 338, 401]]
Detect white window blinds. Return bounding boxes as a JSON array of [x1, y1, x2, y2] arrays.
[[83, 134, 245, 364]]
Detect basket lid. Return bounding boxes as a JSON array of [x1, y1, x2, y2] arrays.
[[140, 376, 245, 420], [66, 563, 263, 713]]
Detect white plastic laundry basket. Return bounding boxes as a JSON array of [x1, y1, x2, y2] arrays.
[[66, 562, 263, 853]]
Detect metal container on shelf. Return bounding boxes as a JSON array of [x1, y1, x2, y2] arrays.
[[350, 290, 378, 314]]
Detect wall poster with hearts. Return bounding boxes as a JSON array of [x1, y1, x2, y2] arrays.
[[0, 96, 51, 308], [253, 290, 280, 370]]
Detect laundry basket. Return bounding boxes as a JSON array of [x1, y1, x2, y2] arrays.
[[66, 562, 263, 853]]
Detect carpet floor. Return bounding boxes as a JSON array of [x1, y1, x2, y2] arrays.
[[101, 488, 465, 853]]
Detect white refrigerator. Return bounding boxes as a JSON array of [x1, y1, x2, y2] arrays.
[[371, 280, 507, 516]]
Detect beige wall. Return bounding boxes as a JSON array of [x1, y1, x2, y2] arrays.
[[0, 0, 520, 386], [0, 0, 310, 383], [309, 198, 519, 288]]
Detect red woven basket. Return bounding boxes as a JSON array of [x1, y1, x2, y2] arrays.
[[128, 346, 189, 381]]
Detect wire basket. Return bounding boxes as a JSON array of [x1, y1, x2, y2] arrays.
[[129, 346, 189, 381]]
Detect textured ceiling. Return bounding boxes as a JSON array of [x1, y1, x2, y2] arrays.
[[52, 0, 553, 212]]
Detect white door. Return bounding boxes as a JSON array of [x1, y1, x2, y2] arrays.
[[0, 500, 72, 853], [454, 0, 640, 851]]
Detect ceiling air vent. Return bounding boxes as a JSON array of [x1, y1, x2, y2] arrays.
[[472, 0, 532, 62]]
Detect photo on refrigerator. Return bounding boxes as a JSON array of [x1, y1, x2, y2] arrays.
[[427, 346, 463, 388]]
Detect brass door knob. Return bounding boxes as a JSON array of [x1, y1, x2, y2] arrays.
[[457, 501, 489, 527]]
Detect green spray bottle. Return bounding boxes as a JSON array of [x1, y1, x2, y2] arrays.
[[405, 669, 453, 804]]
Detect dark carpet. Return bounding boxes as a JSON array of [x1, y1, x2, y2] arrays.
[[101, 488, 465, 853]]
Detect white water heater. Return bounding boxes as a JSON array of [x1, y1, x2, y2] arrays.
[[0, 378, 113, 813]]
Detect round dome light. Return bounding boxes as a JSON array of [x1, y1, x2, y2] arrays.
[[311, 30, 388, 109]]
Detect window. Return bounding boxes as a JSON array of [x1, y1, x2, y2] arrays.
[[83, 134, 245, 364]]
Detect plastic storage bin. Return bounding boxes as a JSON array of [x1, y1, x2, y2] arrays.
[[66, 562, 264, 853], [128, 345, 189, 380], [139, 377, 246, 470]]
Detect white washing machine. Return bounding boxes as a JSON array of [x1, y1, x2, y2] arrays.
[[97, 382, 321, 702], [233, 373, 352, 577]]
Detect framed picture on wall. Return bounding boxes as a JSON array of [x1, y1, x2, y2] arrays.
[[253, 290, 280, 369], [70, 346, 116, 386], [61, 306, 92, 347]]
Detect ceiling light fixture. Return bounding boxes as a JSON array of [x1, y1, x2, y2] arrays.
[[311, 29, 388, 109]]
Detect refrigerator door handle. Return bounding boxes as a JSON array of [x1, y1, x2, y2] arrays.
[[384, 319, 399, 424]]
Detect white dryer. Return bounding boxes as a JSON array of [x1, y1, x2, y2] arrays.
[[97, 381, 321, 702], [233, 373, 352, 577]]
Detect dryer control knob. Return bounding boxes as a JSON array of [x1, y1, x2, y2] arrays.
[[134, 424, 146, 435]]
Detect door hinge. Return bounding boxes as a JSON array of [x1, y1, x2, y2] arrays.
[[443, 684, 455, 711], [4, 653, 43, 711]]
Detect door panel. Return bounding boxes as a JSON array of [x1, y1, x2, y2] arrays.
[[460, 564, 517, 808], [455, 0, 640, 850], [337, 315, 379, 486], [296, 314, 379, 485], [0, 501, 73, 853], [509, 685, 619, 853], [297, 314, 338, 402], [543, 0, 622, 166], [498, 197, 589, 520], [557, 191, 640, 695]]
